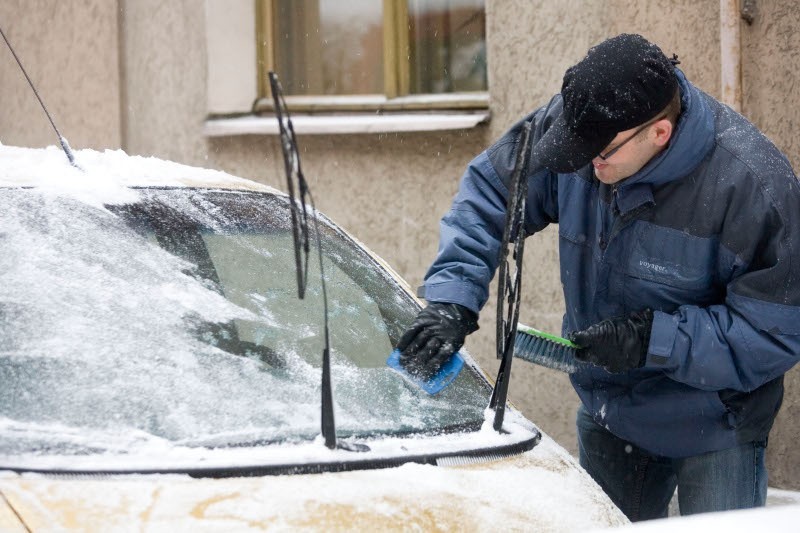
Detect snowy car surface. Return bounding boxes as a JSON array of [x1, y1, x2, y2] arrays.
[[0, 144, 627, 531]]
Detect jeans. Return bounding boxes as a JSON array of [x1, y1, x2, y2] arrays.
[[577, 404, 767, 521]]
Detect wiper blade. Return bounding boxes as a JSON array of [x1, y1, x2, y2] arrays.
[[489, 120, 533, 432], [269, 74, 311, 299], [268, 72, 367, 453]]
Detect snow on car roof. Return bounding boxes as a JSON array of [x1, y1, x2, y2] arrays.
[[0, 143, 283, 207], [0, 142, 420, 309]]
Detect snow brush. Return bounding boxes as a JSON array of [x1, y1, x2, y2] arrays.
[[513, 323, 582, 373]]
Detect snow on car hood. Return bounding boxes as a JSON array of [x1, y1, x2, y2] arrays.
[[0, 435, 629, 531], [2, 408, 538, 473]]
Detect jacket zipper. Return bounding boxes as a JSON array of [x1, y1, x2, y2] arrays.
[[599, 185, 619, 251], [601, 185, 655, 250]]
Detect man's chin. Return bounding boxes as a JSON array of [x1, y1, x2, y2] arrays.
[[593, 164, 633, 185], [594, 169, 619, 184]]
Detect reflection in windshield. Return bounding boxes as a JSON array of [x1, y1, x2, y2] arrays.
[[0, 188, 489, 459]]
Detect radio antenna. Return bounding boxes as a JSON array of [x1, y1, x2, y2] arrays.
[[0, 24, 78, 168]]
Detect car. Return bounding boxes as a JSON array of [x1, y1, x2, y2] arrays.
[[0, 143, 628, 531]]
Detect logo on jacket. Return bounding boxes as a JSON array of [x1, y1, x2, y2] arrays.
[[639, 260, 669, 274]]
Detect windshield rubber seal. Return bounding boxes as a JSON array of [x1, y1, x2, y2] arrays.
[[0, 429, 540, 478]]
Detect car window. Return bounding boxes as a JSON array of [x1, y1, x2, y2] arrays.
[[0, 187, 490, 462]]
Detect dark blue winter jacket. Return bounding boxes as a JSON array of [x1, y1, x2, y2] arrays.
[[423, 69, 800, 457]]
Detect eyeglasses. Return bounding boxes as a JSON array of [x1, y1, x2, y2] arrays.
[[597, 113, 667, 161]]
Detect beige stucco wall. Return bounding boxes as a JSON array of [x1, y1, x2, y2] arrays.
[[740, 0, 800, 490], [0, 0, 121, 150], [1, 0, 799, 489]]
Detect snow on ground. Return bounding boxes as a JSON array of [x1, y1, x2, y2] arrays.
[[768, 487, 800, 506], [591, 503, 800, 532]]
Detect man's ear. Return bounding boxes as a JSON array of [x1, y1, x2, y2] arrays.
[[652, 119, 673, 147]]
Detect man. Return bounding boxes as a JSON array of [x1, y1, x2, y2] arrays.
[[397, 33, 800, 520]]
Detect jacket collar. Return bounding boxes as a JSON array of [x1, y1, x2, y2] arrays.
[[609, 69, 716, 217]]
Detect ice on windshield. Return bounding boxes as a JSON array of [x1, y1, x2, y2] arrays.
[[0, 186, 489, 462]]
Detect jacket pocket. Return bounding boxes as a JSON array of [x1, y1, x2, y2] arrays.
[[623, 222, 720, 310], [718, 376, 784, 441]]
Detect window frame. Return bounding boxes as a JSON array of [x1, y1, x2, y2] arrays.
[[253, 0, 489, 113]]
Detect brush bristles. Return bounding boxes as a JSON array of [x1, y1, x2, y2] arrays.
[[513, 330, 580, 373]]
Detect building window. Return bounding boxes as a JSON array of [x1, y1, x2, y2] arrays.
[[255, 0, 487, 112]]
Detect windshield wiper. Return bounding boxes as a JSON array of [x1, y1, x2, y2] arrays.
[[268, 72, 367, 453], [489, 120, 533, 431]]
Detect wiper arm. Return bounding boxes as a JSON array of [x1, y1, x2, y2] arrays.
[[268, 72, 367, 453], [489, 120, 533, 432]]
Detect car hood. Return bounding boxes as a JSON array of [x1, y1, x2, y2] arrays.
[[0, 436, 627, 531]]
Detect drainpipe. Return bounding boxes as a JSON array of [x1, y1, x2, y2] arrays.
[[720, 0, 742, 112]]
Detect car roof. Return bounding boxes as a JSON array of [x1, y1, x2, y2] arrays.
[[0, 144, 284, 195], [0, 143, 420, 307]]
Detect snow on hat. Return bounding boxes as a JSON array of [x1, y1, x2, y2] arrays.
[[533, 33, 679, 173]]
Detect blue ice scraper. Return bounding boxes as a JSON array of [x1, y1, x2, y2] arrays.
[[386, 349, 464, 395]]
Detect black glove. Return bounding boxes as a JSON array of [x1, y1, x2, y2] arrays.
[[397, 302, 479, 378], [568, 309, 654, 373]]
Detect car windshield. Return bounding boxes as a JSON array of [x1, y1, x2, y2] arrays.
[[0, 187, 491, 461]]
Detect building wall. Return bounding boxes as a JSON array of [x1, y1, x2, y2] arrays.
[[740, 0, 800, 490], [1, 0, 799, 489], [0, 0, 121, 150]]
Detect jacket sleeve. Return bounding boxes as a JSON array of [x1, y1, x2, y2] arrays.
[[647, 160, 800, 393], [422, 100, 562, 313]]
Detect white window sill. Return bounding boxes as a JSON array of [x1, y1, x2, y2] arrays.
[[203, 111, 490, 136]]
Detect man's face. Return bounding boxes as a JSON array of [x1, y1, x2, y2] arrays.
[[591, 118, 670, 184]]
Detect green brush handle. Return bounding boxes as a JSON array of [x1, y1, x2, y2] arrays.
[[517, 323, 580, 348]]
